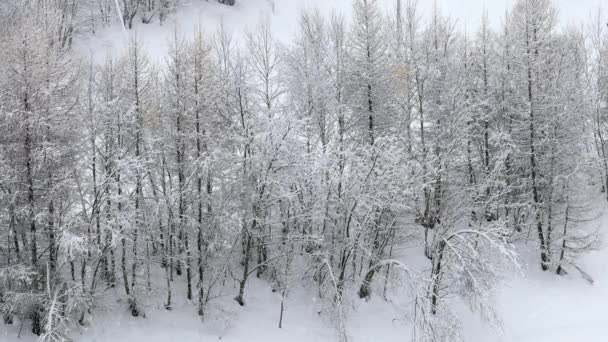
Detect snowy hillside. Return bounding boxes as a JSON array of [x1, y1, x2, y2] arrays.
[[76, 0, 355, 62], [3, 208, 607, 342], [1, 0, 608, 342], [75, 0, 603, 63]]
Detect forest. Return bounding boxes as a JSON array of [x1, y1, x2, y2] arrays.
[[0, 0, 607, 341]]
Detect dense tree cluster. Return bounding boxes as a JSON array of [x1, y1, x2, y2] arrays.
[[0, 0, 605, 341]]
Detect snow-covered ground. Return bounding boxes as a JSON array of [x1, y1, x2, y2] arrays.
[[75, 0, 356, 63], [75, 0, 601, 64], [3, 194, 606, 342], [3, 212, 606, 341]]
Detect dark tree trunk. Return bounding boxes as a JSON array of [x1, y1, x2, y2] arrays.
[[430, 240, 446, 315], [235, 233, 252, 306], [526, 23, 549, 271]]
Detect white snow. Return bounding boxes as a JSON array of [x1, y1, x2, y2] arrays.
[[3, 204, 606, 342], [75, 0, 355, 64]]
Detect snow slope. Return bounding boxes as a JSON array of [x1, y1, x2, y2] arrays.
[[75, 0, 355, 63], [3, 198, 607, 342], [461, 197, 608, 342], [75, 0, 599, 64]]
